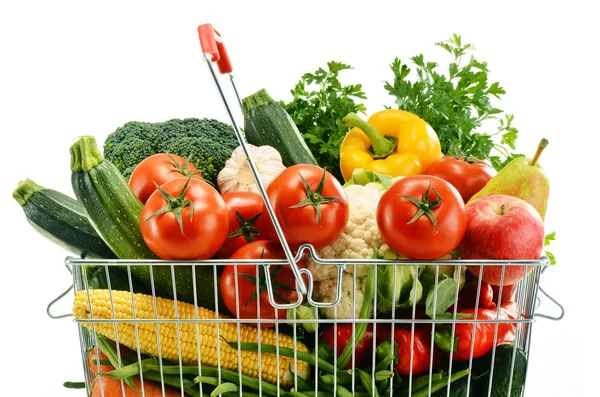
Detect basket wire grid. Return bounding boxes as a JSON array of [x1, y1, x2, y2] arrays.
[[48, 24, 564, 397], [66, 255, 553, 397]]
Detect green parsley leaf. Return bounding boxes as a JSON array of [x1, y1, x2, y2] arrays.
[[544, 231, 556, 265], [384, 34, 524, 170], [544, 231, 556, 245], [282, 61, 367, 182]]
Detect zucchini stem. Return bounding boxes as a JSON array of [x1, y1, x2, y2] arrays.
[[12, 179, 44, 206], [70, 136, 104, 172], [242, 88, 274, 113]]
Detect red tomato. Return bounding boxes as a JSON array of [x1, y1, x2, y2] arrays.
[[424, 156, 496, 203], [262, 165, 349, 250], [220, 241, 305, 327], [376, 175, 467, 260], [140, 178, 228, 260], [219, 192, 267, 257], [129, 153, 201, 203]]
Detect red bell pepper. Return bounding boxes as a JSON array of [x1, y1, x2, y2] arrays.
[[319, 324, 374, 370], [491, 283, 518, 304], [456, 280, 495, 311], [434, 302, 519, 361], [376, 326, 437, 376]]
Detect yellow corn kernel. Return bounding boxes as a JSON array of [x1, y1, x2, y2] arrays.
[[73, 289, 309, 387]]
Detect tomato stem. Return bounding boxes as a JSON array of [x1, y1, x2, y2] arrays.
[[143, 176, 195, 235], [452, 155, 484, 165], [227, 210, 262, 242], [399, 181, 442, 233], [289, 170, 345, 224], [238, 266, 294, 308], [166, 153, 214, 186]]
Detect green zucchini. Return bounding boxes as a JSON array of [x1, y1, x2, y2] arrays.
[[13, 179, 116, 259], [69, 136, 221, 310], [86, 265, 150, 294], [471, 344, 528, 397], [242, 88, 318, 167]]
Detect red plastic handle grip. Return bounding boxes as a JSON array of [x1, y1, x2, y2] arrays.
[[198, 23, 232, 74]]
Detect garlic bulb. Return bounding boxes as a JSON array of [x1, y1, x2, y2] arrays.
[[217, 144, 286, 193]]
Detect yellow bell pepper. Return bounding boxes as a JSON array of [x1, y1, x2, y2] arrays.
[[339, 110, 442, 181]]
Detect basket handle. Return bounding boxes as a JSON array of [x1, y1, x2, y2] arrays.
[[47, 263, 74, 319], [197, 23, 309, 297], [533, 285, 565, 321], [198, 24, 232, 74]]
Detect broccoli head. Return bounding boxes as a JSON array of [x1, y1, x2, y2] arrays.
[[103, 118, 239, 188]]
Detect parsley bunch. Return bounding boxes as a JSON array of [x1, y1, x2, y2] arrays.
[[282, 61, 367, 183], [384, 34, 522, 170]]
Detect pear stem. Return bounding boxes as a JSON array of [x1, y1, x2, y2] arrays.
[[530, 138, 549, 167]]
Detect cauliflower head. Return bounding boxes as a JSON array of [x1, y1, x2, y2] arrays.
[[306, 184, 391, 319]]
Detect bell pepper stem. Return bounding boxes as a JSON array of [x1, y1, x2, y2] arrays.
[[342, 112, 397, 158], [376, 339, 392, 359], [434, 328, 457, 353]]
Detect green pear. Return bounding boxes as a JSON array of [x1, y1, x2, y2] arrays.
[[468, 138, 550, 221]]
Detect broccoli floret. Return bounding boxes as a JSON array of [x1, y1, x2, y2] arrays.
[[103, 118, 239, 188]]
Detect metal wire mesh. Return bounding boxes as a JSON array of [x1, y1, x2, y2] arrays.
[[70, 254, 547, 397]]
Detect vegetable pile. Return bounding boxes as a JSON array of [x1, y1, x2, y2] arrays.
[[15, 34, 555, 397]]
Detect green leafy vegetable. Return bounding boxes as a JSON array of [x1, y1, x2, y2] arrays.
[[283, 61, 367, 182], [343, 168, 405, 191], [425, 277, 459, 317], [384, 33, 523, 170], [373, 249, 423, 313], [421, 264, 466, 318], [544, 231, 556, 265], [286, 303, 317, 333]]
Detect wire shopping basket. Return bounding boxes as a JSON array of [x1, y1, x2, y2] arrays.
[[49, 24, 564, 397]]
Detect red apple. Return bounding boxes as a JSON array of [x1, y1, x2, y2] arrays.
[[458, 194, 544, 286]]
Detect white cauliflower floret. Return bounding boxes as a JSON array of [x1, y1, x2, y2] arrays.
[[307, 184, 391, 319], [314, 272, 368, 320]]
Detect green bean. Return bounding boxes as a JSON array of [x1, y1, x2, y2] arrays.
[[211, 382, 238, 397], [62, 381, 85, 389], [298, 391, 335, 397], [373, 370, 394, 382], [142, 371, 201, 397], [375, 355, 394, 372], [102, 358, 155, 379], [192, 376, 219, 386], [95, 335, 137, 391], [290, 366, 314, 391], [358, 370, 380, 397], [335, 384, 356, 397], [227, 341, 337, 374], [289, 390, 311, 397], [319, 371, 353, 385], [337, 266, 375, 369], [145, 363, 282, 397], [410, 371, 443, 392], [411, 369, 470, 397]]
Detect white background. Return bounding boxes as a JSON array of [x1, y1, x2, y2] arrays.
[[0, 1, 596, 396]]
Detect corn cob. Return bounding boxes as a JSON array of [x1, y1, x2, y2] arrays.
[[73, 289, 309, 387]]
